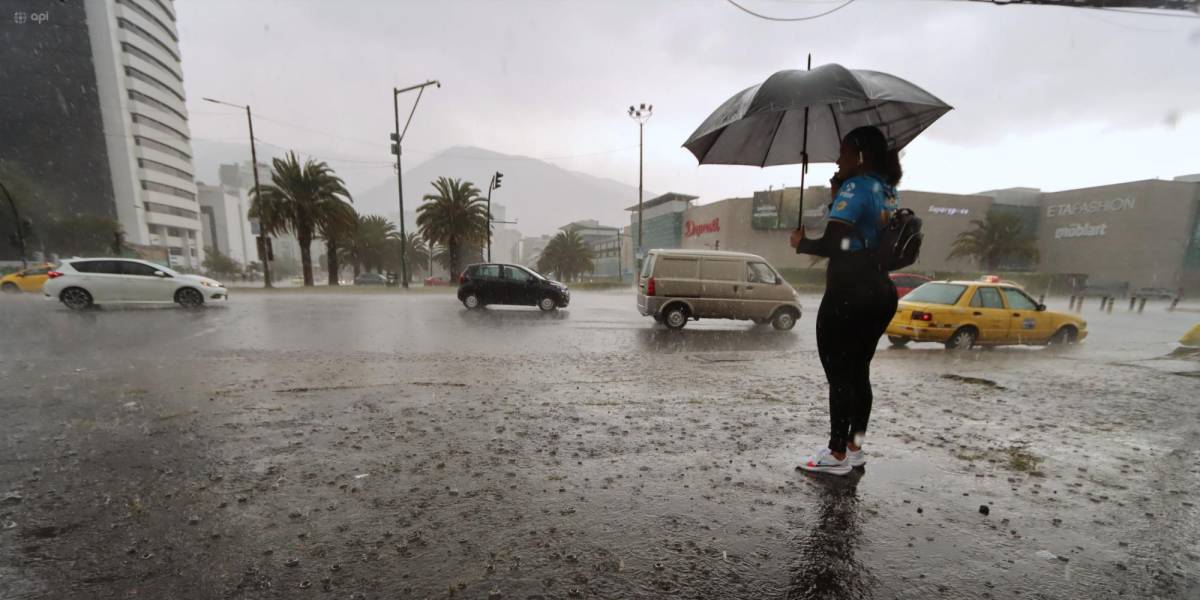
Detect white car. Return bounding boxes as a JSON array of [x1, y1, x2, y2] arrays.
[[43, 258, 228, 310]]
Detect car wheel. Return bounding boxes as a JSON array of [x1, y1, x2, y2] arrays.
[[1, 282, 18, 294], [888, 335, 911, 347], [1048, 326, 1078, 345], [60, 287, 93, 311], [945, 327, 977, 350], [175, 287, 204, 309], [463, 294, 481, 309], [663, 305, 689, 330], [771, 309, 798, 331], [538, 296, 558, 312]]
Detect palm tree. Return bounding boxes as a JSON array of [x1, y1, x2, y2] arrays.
[[537, 230, 594, 282], [318, 199, 357, 286], [249, 152, 351, 286], [399, 232, 430, 280], [344, 214, 398, 274], [416, 177, 488, 279], [947, 209, 1040, 272]]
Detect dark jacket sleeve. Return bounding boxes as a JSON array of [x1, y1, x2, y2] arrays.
[[795, 220, 858, 258]]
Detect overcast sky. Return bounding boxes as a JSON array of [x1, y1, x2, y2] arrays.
[[178, 0, 1200, 207]]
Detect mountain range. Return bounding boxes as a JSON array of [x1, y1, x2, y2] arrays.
[[191, 142, 651, 237]]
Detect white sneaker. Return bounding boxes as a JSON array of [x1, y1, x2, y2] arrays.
[[847, 448, 866, 468], [797, 448, 852, 476]]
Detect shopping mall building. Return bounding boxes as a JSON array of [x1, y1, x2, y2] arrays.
[[646, 175, 1200, 293]]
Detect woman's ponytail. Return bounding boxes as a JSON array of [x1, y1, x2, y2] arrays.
[[884, 149, 903, 187]]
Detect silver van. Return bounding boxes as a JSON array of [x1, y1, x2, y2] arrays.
[[636, 249, 802, 330]]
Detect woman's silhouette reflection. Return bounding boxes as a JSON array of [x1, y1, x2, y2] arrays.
[[786, 470, 875, 600]]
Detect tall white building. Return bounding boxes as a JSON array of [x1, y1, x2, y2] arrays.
[[85, 0, 203, 269], [197, 183, 250, 264]]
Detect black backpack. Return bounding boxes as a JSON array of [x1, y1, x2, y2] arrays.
[[871, 208, 923, 271]]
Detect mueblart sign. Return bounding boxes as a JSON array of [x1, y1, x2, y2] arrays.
[[1054, 222, 1108, 239]]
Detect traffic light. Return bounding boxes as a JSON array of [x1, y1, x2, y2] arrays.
[[390, 133, 399, 156], [493, 171, 503, 190]]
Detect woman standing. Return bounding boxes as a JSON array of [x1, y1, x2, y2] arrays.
[[790, 125, 901, 476]]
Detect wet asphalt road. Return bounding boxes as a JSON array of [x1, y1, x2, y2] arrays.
[[1, 288, 1198, 599]]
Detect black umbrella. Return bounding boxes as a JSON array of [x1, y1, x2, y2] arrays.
[[683, 60, 952, 220]]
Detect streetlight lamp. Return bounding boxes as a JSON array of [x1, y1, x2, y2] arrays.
[[391, 80, 440, 288], [627, 103, 652, 269], [202, 96, 272, 288]]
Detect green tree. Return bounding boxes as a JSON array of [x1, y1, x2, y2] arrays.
[[416, 177, 488, 279], [318, 199, 357, 285], [249, 152, 352, 286], [203, 247, 243, 279], [537, 230, 594, 282], [398, 232, 430, 280], [344, 214, 398, 274], [947, 209, 1040, 272]]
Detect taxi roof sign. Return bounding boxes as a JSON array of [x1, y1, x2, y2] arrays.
[[981, 275, 1002, 283]]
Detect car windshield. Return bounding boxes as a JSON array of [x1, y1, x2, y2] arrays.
[[903, 283, 968, 305]]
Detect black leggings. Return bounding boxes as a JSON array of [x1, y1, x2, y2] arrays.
[[815, 254, 898, 454]]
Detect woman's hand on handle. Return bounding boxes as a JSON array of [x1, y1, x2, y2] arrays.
[[789, 227, 804, 249]]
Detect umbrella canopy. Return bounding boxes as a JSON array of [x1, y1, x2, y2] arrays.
[[684, 64, 952, 167]]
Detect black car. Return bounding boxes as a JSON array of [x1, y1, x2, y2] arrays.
[[354, 273, 388, 286], [457, 263, 569, 311]]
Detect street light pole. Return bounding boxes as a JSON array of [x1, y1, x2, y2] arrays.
[[627, 103, 652, 270], [391, 80, 440, 289], [486, 171, 502, 262], [203, 97, 271, 288]]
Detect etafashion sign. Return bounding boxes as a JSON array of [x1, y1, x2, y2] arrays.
[[1046, 197, 1136, 218]]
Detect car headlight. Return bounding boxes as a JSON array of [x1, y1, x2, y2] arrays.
[[201, 280, 222, 288]]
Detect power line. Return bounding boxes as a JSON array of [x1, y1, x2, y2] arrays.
[[724, 0, 858, 21]]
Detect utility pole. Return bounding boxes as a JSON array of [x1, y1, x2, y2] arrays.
[[1, 180, 27, 269], [486, 171, 503, 262], [627, 103, 652, 270], [203, 97, 272, 287], [391, 80, 441, 288]]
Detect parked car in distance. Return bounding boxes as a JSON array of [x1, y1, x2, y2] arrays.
[[886, 280, 1087, 349], [458, 263, 569, 311], [1131, 287, 1176, 300], [42, 258, 227, 310], [637, 249, 802, 331], [889, 272, 932, 298], [1, 263, 57, 293], [424, 276, 451, 286], [354, 273, 388, 286]]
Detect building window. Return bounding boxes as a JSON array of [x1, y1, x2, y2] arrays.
[[131, 113, 188, 140], [190, 248, 197, 257], [146, 202, 199, 220], [148, 0, 175, 21], [135, 135, 190, 160], [125, 66, 185, 102], [116, 18, 179, 62], [128, 90, 187, 122], [138, 158, 192, 180], [168, 246, 183, 256], [121, 42, 182, 81], [115, 0, 178, 42], [141, 181, 196, 202]]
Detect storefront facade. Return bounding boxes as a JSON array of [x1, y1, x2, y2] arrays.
[[674, 177, 1200, 291]]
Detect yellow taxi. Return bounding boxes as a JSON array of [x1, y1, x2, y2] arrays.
[[886, 276, 1088, 349], [1, 263, 57, 294]]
